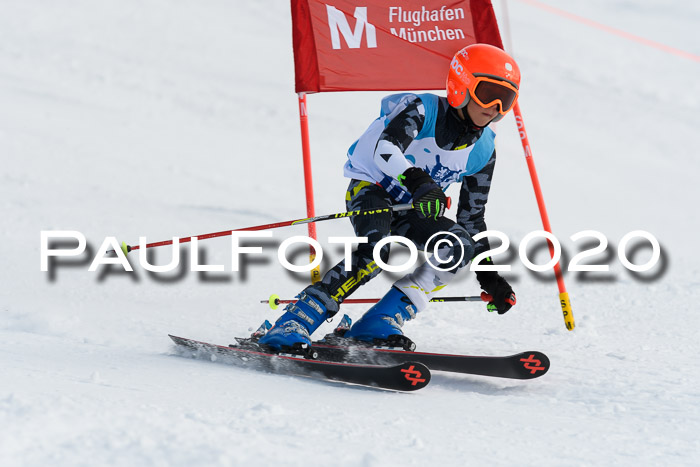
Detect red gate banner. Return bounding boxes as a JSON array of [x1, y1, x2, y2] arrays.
[[291, 0, 504, 92]]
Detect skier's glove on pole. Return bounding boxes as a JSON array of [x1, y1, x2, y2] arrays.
[[398, 167, 448, 220], [475, 258, 516, 314]]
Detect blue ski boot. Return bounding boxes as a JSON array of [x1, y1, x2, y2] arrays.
[[258, 286, 338, 352], [344, 287, 417, 350]]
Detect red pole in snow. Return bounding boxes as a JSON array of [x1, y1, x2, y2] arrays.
[[512, 102, 575, 331], [297, 92, 321, 284]]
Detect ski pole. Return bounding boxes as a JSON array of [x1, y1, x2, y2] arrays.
[[116, 198, 450, 256], [262, 292, 491, 310]]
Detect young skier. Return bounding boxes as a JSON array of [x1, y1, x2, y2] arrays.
[[259, 43, 519, 351]]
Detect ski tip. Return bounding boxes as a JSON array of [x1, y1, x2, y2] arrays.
[[168, 334, 184, 344], [516, 351, 550, 379], [396, 361, 431, 391]]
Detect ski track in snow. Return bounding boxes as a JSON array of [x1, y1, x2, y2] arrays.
[[2, 0, 700, 465]]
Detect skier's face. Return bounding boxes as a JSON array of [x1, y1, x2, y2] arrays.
[[466, 99, 499, 127]]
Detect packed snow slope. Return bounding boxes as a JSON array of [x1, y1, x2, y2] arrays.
[[2, 0, 700, 465]]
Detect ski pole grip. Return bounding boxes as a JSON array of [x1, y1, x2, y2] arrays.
[[446, 196, 451, 209], [480, 292, 493, 302]]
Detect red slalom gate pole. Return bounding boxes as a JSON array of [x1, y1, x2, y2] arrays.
[[297, 92, 321, 284], [513, 102, 575, 331]]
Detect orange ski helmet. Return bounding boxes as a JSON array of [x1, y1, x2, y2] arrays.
[[447, 43, 520, 122]]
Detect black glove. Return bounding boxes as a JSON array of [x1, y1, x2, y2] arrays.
[[398, 167, 447, 220], [475, 259, 516, 314]]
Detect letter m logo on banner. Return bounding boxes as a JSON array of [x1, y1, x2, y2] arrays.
[[291, 0, 505, 92], [326, 5, 377, 49]]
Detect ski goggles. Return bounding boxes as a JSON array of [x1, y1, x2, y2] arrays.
[[469, 75, 519, 115]]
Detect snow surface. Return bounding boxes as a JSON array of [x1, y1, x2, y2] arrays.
[[2, 0, 700, 465]]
